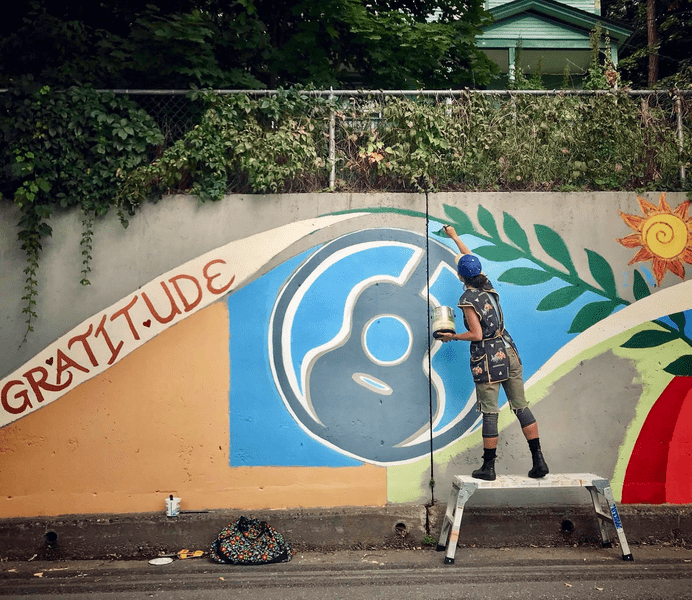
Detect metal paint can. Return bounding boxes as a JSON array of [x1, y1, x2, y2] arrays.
[[431, 306, 456, 339], [165, 495, 181, 517]]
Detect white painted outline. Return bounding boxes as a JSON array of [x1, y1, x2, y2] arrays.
[[351, 372, 394, 396], [398, 258, 479, 448], [268, 230, 447, 466], [362, 314, 413, 366], [525, 279, 692, 389]]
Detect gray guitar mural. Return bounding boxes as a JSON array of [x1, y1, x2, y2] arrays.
[[270, 229, 480, 464]]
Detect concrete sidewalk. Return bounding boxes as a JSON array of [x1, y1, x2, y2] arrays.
[[4, 546, 692, 600], [3, 545, 692, 577]]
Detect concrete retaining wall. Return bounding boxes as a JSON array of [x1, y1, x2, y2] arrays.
[[1, 192, 691, 520], [1, 504, 690, 561]]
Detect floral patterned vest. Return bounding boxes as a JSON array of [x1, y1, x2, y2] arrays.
[[458, 286, 520, 384]]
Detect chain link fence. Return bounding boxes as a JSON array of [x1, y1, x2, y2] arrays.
[[120, 91, 206, 148], [115, 89, 691, 192]]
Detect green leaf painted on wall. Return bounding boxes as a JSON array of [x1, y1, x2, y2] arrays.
[[585, 249, 617, 297], [503, 212, 530, 253], [534, 224, 576, 275], [477, 206, 499, 239], [568, 300, 619, 333], [621, 329, 679, 348], [498, 267, 553, 286], [670, 312, 687, 332], [633, 269, 651, 301], [536, 285, 585, 311], [474, 245, 525, 262], [443, 205, 474, 234], [664, 355, 692, 376]]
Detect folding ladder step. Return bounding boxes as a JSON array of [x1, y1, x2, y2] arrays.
[[437, 473, 633, 565]]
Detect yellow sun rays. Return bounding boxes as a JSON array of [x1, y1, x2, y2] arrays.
[[617, 193, 692, 286]]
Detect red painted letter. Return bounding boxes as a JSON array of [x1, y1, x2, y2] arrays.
[[67, 324, 99, 367], [110, 295, 141, 341], [1, 380, 33, 415], [141, 281, 182, 324], [95, 314, 124, 365], [169, 274, 203, 312], [55, 349, 89, 387], [203, 259, 235, 295], [23, 366, 70, 404]]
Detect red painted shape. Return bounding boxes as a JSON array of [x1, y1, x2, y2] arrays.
[[666, 382, 692, 503], [622, 376, 692, 504]]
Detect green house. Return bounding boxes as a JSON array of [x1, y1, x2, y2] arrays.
[[478, 0, 632, 87]]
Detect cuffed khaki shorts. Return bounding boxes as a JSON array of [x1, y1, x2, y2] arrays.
[[475, 345, 529, 413]]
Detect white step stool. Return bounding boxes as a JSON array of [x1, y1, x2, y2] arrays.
[[437, 473, 633, 564]]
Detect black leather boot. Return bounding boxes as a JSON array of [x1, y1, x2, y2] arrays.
[[472, 458, 496, 481], [528, 450, 549, 478]]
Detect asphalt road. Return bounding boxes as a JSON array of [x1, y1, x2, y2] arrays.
[[2, 546, 692, 599]]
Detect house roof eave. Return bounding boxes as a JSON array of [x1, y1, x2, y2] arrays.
[[487, 0, 632, 42]]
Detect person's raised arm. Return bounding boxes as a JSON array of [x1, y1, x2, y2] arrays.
[[442, 225, 472, 255]]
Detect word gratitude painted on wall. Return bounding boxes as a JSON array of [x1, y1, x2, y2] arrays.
[[1, 258, 234, 419], [0, 214, 365, 428]]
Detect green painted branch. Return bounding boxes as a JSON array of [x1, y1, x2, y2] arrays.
[[330, 206, 632, 307], [652, 319, 692, 349]]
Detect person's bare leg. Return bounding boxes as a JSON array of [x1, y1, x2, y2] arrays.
[[521, 422, 539, 440], [483, 436, 498, 449]]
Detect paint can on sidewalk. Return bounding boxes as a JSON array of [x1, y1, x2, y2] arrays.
[[165, 495, 181, 517], [431, 306, 456, 339]]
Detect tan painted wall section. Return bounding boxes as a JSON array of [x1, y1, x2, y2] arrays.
[[0, 302, 386, 518]]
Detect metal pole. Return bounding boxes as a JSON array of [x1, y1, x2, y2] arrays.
[[674, 90, 687, 182], [329, 88, 336, 190]]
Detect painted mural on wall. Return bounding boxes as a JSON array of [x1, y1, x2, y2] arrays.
[[0, 214, 365, 428], [1, 193, 691, 509], [615, 194, 692, 504], [229, 221, 623, 468], [229, 193, 691, 503], [229, 228, 482, 467]]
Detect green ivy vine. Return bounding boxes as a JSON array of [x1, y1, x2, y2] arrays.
[[0, 80, 164, 343]]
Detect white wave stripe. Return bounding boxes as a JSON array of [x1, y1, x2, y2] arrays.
[[525, 280, 692, 388], [0, 214, 365, 429]]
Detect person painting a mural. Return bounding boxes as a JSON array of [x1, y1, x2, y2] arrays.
[[438, 225, 550, 481]]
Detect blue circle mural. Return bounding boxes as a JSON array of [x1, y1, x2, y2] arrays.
[[268, 228, 481, 464]]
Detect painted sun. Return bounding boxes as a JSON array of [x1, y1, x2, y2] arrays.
[[616, 193, 692, 286]]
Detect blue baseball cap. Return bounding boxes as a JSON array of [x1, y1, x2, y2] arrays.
[[457, 254, 482, 278]]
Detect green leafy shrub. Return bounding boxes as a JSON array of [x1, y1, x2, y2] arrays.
[[117, 89, 330, 205], [1, 82, 690, 341]]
